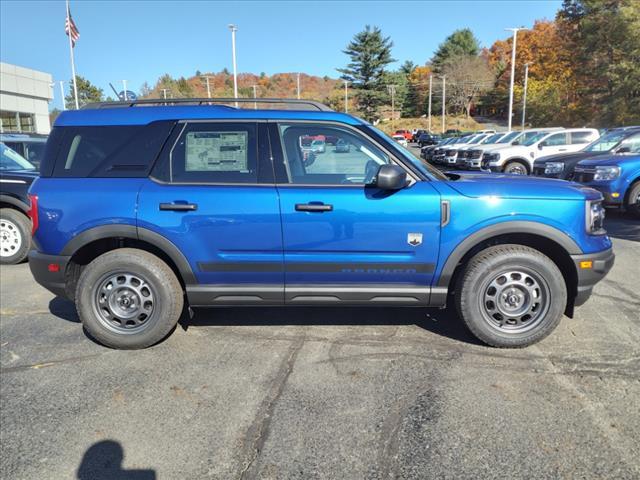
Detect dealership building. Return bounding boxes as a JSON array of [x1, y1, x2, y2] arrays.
[[0, 62, 53, 134]]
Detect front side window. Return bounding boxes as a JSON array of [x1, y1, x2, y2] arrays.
[[168, 123, 259, 183], [277, 123, 391, 185], [619, 133, 640, 153]]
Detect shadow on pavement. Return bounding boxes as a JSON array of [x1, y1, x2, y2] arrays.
[[186, 304, 482, 346], [77, 440, 155, 480], [604, 210, 640, 242], [49, 297, 80, 323]]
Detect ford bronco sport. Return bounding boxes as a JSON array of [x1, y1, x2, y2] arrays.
[[28, 98, 614, 349]]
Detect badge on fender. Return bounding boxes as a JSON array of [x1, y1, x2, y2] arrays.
[[408, 233, 423, 246]]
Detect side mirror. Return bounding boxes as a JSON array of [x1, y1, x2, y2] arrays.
[[374, 164, 408, 190], [511, 141, 520, 145], [616, 146, 631, 154], [538, 142, 545, 150]]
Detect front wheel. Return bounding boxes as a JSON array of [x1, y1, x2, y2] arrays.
[[75, 248, 184, 349], [503, 161, 528, 175], [625, 182, 640, 218], [456, 244, 566, 348]]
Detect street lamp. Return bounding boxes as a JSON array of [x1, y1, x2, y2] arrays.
[[506, 27, 527, 131], [522, 62, 531, 130], [228, 24, 238, 107]]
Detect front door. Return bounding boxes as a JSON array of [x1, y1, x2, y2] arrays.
[[138, 121, 284, 305], [269, 122, 442, 305]]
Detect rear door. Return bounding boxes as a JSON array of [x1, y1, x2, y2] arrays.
[[138, 121, 284, 305], [269, 122, 442, 305]]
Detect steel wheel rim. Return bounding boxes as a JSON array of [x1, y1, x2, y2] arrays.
[[0, 218, 22, 258], [507, 164, 526, 175], [93, 271, 156, 334], [479, 269, 550, 334]]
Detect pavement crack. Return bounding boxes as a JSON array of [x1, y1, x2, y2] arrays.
[[238, 337, 304, 480], [0, 352, 108, 373]]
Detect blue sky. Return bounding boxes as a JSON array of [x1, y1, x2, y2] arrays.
[[1, 0, 561, 110]]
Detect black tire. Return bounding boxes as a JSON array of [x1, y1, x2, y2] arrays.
[[503, 160, 529, 175], [0, 208, 31, 265], [75, 248, 184, 349], [625, 181, 640, 218], [456, 244, 566, 348]]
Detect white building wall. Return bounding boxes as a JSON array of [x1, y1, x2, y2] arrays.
[[0, 62, 53, 134]]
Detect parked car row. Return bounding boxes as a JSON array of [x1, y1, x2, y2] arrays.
[[418, 126, 640, 217]]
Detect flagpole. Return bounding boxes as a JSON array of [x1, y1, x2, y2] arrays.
[[66, 0, 79, 109]]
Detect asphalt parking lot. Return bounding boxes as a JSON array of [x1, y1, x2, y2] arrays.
[[1, 211, 639, 479]]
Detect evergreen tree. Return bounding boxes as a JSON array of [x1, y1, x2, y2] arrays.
[[431, 29, 480, 72], [337, 25, 396, 122], [65, 76, 103, 108]]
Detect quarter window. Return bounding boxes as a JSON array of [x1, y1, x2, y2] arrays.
[[277, 123, 391, 185], [169, 123, 259, 184]]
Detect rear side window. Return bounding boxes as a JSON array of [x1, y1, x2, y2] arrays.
[[570, 131, 594, 144], [50, 122, 175, 178]]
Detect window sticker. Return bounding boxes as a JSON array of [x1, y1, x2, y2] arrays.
[[185, 131, 248, 172]]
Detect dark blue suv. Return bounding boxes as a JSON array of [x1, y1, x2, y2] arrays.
[[28, 99, 614, 349]]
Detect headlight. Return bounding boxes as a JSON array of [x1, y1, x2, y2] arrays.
[[586, 199, 606, 234], [544, 162, 565, 175], [593, 166, 620, 181]]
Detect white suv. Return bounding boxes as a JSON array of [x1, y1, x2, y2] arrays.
[[464, 128, 563, 170], [481, 128, 600, 175]]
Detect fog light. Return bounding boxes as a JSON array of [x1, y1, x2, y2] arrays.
[[47, 263, 60, 272], [611, 192, 620, 198], [580, 261, 593, 269]]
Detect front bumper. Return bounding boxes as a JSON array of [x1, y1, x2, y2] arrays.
[[581, 184, 624, 206], [28, 250, 71, 299], [570, 247, 615, 307]]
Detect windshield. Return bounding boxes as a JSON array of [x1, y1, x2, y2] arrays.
[[0, 144, 36, 171], [523, 132, 548, 147], [365, 125, 447, 180], [584, 130, 630, 152], [483, 133, 503, 144], [468, 135, 487, 145], [497, 131, 520, 144]]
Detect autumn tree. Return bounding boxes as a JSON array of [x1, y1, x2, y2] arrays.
[[557, 0, 640, 125], [442, 55, 494, 117], [338, 25, 396, 122]]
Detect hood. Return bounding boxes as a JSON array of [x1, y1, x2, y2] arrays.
[[533, 150, 605, 166], [577, 154, 640, 168], [483, 143, 521, 153], [445, 172, 600, 201]]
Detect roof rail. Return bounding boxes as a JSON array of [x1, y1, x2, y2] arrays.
[[82, 97, 333, 112]]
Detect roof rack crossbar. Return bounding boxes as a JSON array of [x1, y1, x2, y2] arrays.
[[82, 97, 333, 112]]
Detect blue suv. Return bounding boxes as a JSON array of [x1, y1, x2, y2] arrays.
[[28, 99, 614, 349]]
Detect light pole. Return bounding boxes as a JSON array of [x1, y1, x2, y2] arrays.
[[441, 75, 446, 134], [296, 73, 300, 99], [59, 81, 66, 111], [521, 62, 531, 130], [343, 80, 348, 113], [387, 84, 397, 130], [506, 27, 526, 131], [228, 24, 238, 107], [428, 74, 432, 133], [252, 84, 257, 109], [160, 88, 169, 100], [202, 76, 212, 98], [122, 80, 128, 101]]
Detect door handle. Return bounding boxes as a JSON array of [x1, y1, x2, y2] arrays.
[[159, 202, 198, 211], [295, 203, 333, 212]]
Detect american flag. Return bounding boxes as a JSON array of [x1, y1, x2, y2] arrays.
[[65, 8, 80, 47]]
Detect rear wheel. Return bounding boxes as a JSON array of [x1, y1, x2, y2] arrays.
[[625, 182, 640, 218], [0, 208, 30, 265], [503, 161, 529, 175], [75, 248, 183, 349], [456, 244, 566, 348]]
